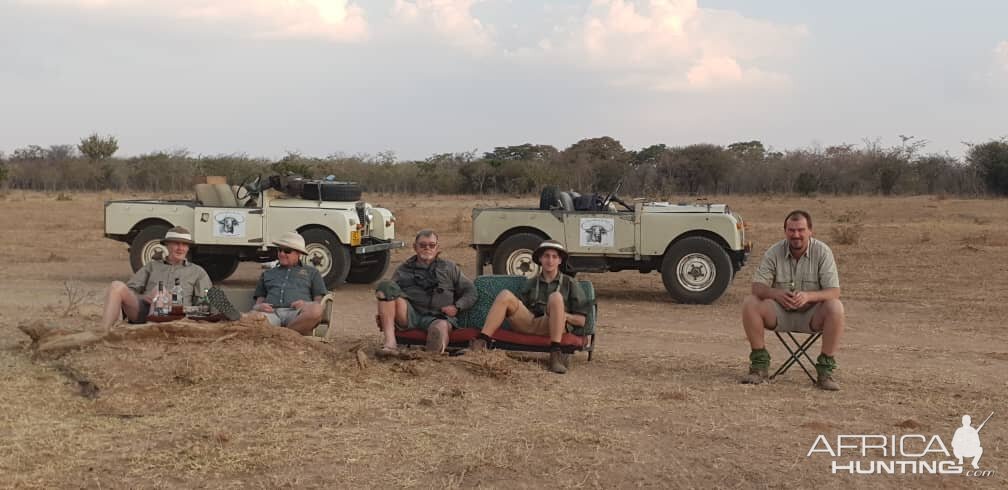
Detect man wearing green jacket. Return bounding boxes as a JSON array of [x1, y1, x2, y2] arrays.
[[375, 229, 477, 355]]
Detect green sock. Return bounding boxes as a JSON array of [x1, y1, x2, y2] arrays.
[[815, 354, 837, 376], [749, 348, 771, 369]]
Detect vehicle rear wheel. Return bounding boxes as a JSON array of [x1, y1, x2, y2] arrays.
[[492, 233, 545, 278], [192, 255, 240, 283], [301, 228, 351, 288], [660, 236, 732, 304], [129, 224, 171, 272], [346, 250, 391, 284]]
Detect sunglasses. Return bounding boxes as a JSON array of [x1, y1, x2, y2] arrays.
[[416, 242, 438, 249], [278, 248, 298, 254]]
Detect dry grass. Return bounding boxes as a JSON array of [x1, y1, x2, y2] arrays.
[[0, 192, 1006, 488]]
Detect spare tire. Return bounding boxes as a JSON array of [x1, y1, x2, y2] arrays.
[[300, 181, 362, 202], [539, 186, 559, 210]]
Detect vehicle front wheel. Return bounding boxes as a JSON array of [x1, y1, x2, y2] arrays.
[[660, 236, 733, 304], [492, 233, 545, 278], [129, 224, 171, 272], [346, 250, 391, 284], [301, 228, 352, 288]]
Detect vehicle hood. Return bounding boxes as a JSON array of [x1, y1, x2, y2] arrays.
[[642, 202, 728, 213]]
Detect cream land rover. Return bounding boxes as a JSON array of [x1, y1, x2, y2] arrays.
[[104, 175, 403, 287], [471, 185, 751, 304]]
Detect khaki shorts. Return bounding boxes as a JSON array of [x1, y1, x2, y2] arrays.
[[771, 303, 820, 333], [511, 315, 555, 336], [512, 314, 584, 336], [395, 302, 459, 331], [263, 307, 301, 327]]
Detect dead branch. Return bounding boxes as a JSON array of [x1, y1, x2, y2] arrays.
[[62, 281, 92, 317], [17, 318, 335, 358]]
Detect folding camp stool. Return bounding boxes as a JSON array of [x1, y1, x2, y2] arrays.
[[770, 331, 822, 383]]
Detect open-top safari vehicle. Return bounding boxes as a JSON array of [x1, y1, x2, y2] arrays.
[[471, 184, 751, 304], [104, 175, 403, 287]]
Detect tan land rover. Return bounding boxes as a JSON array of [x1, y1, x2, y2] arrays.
[[104, 175, 403, 287], [471, 184, 751, 304]]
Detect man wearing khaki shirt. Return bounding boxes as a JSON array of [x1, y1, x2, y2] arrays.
[[740, 210, 846, 390], [99, 227, 211, 330]]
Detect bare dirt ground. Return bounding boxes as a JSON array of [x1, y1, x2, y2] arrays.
[[0, 190, 1005, 489]]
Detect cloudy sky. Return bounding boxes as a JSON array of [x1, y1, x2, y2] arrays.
[[2, 0, 1006, 160]]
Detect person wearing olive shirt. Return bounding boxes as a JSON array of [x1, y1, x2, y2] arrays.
[[99, 227, 211, 331], [374, 229, 477, 355], [465, 240, 588, 374]]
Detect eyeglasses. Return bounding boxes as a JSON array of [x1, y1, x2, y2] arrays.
[[278, 248, 297, 254], [416, 242, 438, 249]]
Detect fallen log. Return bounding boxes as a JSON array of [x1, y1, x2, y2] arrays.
[[18, 318, 335, 357]]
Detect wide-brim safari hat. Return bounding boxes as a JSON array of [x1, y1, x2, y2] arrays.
[[272, 231, 308, 254], [532, 239, 568, 265], [161, 226, 194, 245]]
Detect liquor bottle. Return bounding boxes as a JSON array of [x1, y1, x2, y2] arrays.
[[171, 278, 184, 314], [171, 278, 183, 305], [154, 281, 170, 315], [199, 288, 210, 315]]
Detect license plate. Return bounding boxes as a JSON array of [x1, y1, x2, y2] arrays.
[[350, 230, 362, 246]]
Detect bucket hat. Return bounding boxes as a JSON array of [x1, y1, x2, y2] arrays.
[[272, 231, 308, 254], [161, 226, 194, 245], [532, 239, 568, 265]]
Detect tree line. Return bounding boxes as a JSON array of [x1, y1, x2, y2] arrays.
[[2, 134, 1007, 196]]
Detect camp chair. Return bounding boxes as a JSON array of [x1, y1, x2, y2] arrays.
[[220, 287, 337, 338], [385, 275, 598, 360], [770, 331, 822, 383]]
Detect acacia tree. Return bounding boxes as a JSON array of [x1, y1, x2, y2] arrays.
[[967, 139, 1008, 195], [78, 133, 118, 161], [559, 136, 629, 191]]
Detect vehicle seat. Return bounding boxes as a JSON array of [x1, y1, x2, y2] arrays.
[[214, 184, 239, 207], [559, 191, 575, 211], [195, 184, 219, 206]]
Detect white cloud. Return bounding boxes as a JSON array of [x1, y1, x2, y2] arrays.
[[17, 0, 369, 42], [996, 41, 1008, 72], [391, 0, 494, 55], [551, 0, 806, 92]]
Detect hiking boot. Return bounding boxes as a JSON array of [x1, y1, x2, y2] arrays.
[[548, 350, 568, 374], [815, 354, 839, 391], [740, 366, 769, 384], [816, 372, 840, 391], [206, 287, 241, 321], [425, 327, 446, 354], [375, 345, 398, 359]]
